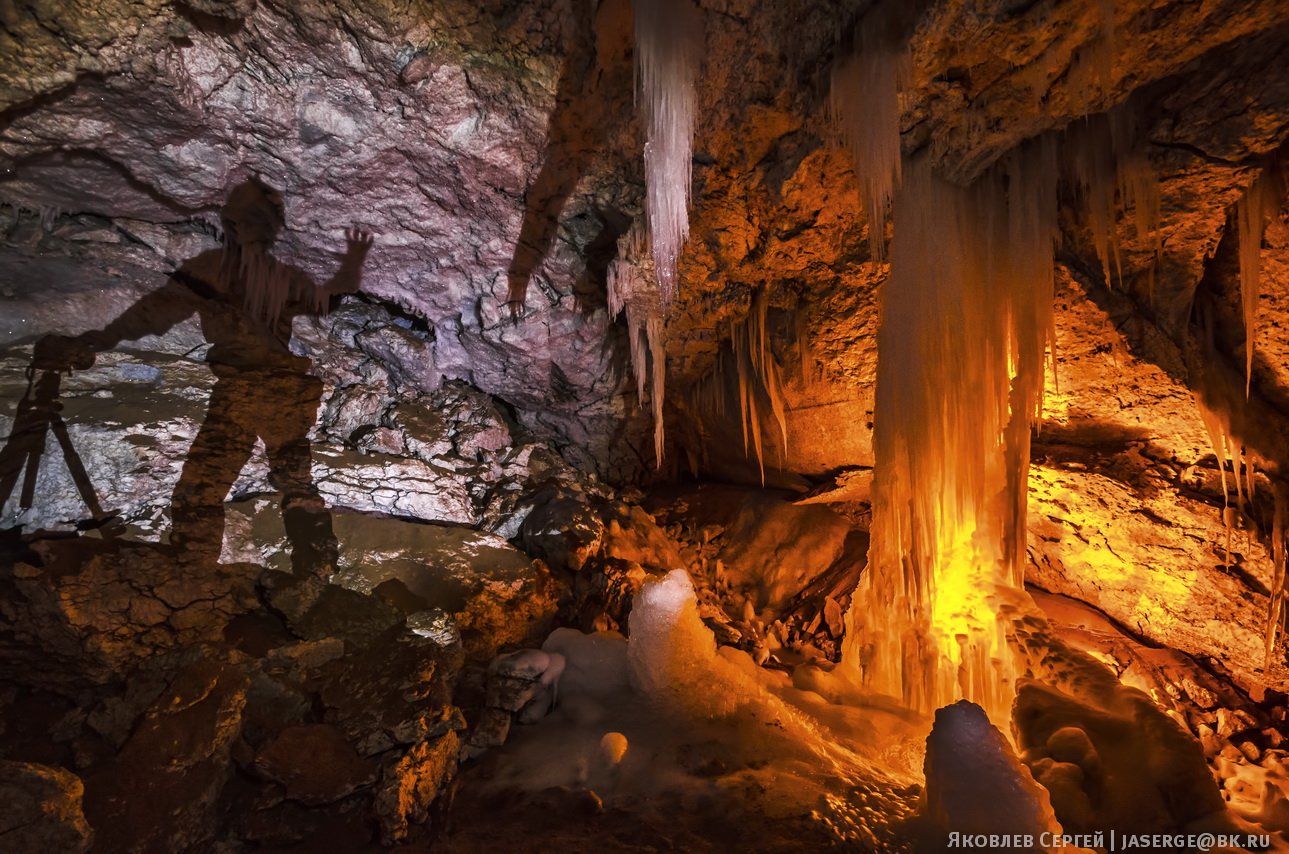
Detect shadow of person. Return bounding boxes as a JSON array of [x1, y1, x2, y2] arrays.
[[505, 0, 633, 319], [40, 178, 373, 575]]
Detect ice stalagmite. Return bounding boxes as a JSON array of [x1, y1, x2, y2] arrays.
[[829, 7, 909, 261], [633, 0, 702, 305], [844, 142, 1058, 724], [607, 221, 668, 466]]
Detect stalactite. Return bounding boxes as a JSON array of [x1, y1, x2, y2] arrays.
[[1067, 0, 1116, 105], [39, 204, 61, 233], [633, 0, 702, 305], [829, 6, 909, 261], [687, 290, 790, 484], [1271, 484, 1288, 665], [1196, 396, 1236, 565], [1190, 165, 1287, 661], [607, 221, 668, 466], [1003, 138, 1060, 583], [728, 289, 789, 484], [1064, 108, 1159, 289], [1237, 168, 1279, 397], [844, 142, 1058, 723], [795, 298, 814, 387]]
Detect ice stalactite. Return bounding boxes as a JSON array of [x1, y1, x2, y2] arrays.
[[1191, 386, 1289, 671], [829, 6, 909, 261], [1067, 0, 1116, 105], [732, 289, 789, 485], [1064, 108, 1159, 291], [1194, 397, 1249, 568], [1192, 393, 1287, 665], [844, 141, 1059, 724], [1236, 167, 1281, 396], [632, 0, 702, 305], [1272, 485, 1288, 664], [795, 298, 815, 387], [1190, 166, 1287, 664], [682, 289, 791, 483], [607, 221, 668, 466]]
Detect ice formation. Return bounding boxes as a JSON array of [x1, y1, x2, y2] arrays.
[[1063, 108, 1159, 290], [1237, 167, 1278, 396], [466, 578, 926, 846], [1275, 485, 1289, 665], [684, 288, 790, 482], [1196, 392, 1289, 665], [845, 142, 1059, 723], [633, 0, 702, 305], [829, 6, 909, 261], [731, 289, 789, 484], [1008, 611, 1258, 844], [920, 701, 1065, 849], [626, 568, 742, 715], [607, 221, 668, 465], [1190, 165, 1288, 663], [1066, 0, 1116, 106]]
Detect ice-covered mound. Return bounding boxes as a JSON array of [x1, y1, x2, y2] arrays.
[[445, 570, 928, 849], [919, 700, 1068, 853]]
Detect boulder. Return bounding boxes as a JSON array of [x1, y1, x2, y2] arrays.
[[0, 761, 92, 853]]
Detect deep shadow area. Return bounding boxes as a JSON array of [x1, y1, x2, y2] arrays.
[[2, 178, 372, 573], [504, 0, 634, 317]]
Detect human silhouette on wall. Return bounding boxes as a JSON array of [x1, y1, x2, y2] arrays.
[[505, 0, 633, 318], [44, 178, 373, 573]]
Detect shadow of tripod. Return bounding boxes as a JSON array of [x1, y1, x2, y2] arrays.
[[0, 341, 118, 537]]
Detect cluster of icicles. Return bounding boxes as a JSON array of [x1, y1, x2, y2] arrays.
[[842, 143, 1058, 723], [1200, 163, 1288, 663], [605, 0, 702, 468], [619, 0, 1288, 704], [829, 3, 1282, 718], [633, 0, 701, 307], [685, 288, 794, 484]]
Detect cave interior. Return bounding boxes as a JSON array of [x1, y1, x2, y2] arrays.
[[4, 0, 1289, 851]]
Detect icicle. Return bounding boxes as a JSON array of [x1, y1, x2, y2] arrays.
[[1195, 395, 1231, 504], [1237, 169, 1275, 397], [689, 290, 791, 484], [633, 0, 702, 305], [734, 319, 752, 462], [1063, 107, 1159, 289], [750, 288, 789, 461], [844, 143, 1058, 723], [647, 314, 666, 465], [1067, 0, 1116, 105], [606, 221, 669, 467], [795, 299, 814, 387], [1194, 394, 1260, 569], [829, 6, 909, 261], [1269, 483, 1288, 665]]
